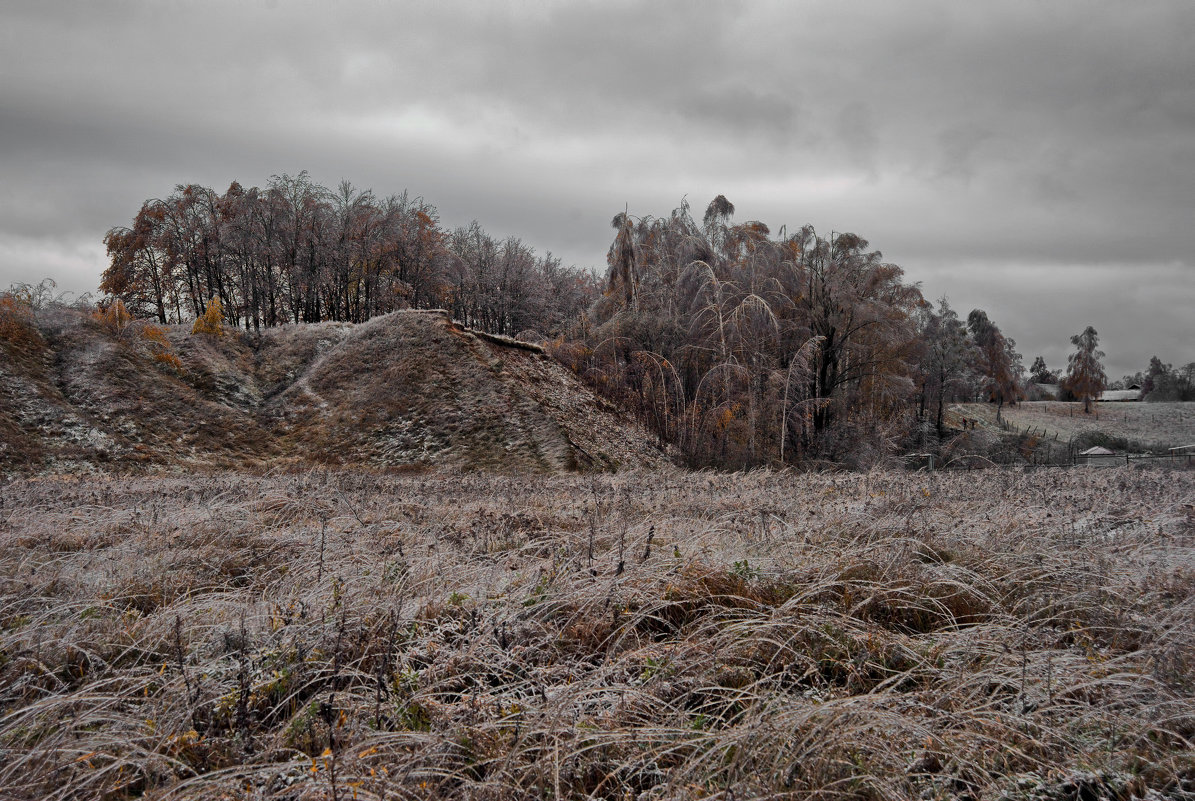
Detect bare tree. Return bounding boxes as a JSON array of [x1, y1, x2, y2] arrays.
[[100, 176, 594, 339]]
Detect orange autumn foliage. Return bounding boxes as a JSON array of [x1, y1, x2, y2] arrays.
[[93, 298, 134, 335], [0, 293, 45, 354], [94, 298, 183, 370], [191, 297, 224, 337]]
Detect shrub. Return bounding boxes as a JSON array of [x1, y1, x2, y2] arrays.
[[191, 297, 225, 337], [0, 292, 44, 354], [140, 323, 184, 369], [93, 298, 134, 336], [6, 277, 69, 310], [94, 298, 183, 370]]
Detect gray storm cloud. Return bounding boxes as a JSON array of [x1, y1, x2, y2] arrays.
[[1, 0, 1192, 378]]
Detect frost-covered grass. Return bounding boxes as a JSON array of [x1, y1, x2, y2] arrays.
[[1, 467, 1193, 800], [953, 401, 1195, 452]]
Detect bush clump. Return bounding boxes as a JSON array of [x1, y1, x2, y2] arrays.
[[191, 297, 225, 337]]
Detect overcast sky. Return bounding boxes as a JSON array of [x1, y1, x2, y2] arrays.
[[2, 0, 1192, 378]]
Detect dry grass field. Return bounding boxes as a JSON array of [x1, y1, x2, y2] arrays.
[[2, 466, 1194, 800], [951, 402, 1195, 453]]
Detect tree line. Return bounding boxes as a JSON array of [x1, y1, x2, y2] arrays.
[[1029, 341, 1195, 405], [564, 196, 1027, 467], [1116, 356, 1195, 402], [98, 187, 1028, 467], [100, 173, 597, 337], [99, 181, 1193, 468]]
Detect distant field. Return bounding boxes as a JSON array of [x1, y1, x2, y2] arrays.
[[2, 467, 1193, 800], [951, 401, 1195, 451]]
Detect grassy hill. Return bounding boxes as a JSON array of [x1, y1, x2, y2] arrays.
[[0, 308, 666, 474], [1, 467, 1192, 799]]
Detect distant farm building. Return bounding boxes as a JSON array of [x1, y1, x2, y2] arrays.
[[1078, 446, 1121, 467], [1099, 388, 1142, 402]]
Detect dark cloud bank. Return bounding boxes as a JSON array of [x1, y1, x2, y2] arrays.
[[2, 0, 1192, 378]]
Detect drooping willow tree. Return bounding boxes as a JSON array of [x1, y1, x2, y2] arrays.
[[1063, 325, 1107, 414], [579, 196, 930, 468]]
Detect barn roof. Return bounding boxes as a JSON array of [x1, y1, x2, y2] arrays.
[[1079, 446, 1116, 456]]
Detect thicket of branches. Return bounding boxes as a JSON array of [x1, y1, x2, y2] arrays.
[[570, 197, 1022, 468], [100, 174, 597, 337]]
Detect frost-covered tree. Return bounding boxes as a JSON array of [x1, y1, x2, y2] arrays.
[[1065, 325, 1106, 413], [920, 298, 970, 437], [966, 309, 1021, 420], [101, 176, 595, 337], [586, 196, 924, 467], [1029, 356, 1056, 384]]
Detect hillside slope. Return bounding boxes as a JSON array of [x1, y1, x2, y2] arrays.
[[0, 308, 666, 474]]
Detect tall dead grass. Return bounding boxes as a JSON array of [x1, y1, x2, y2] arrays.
[[1, 466, 1192, 799]]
